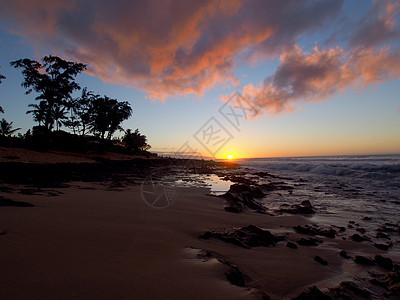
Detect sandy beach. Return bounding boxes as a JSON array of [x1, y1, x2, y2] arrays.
[[1, 148, 399, 299]]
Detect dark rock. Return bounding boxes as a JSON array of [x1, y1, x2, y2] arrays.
[[328, 281, 371, 299], [356, 227, 366, 234], [293, 224, 336, 238], [339, 250, 351, 259], [335, 226, 346, 232], [375, 255, 393, 270], [314, 256, 328, 265], [19, 188, 44, 195], [347, 224, 354, 229], [349, 221, 356, 224], [200, 225, 283, 248], [225, 265, 245, 287], [370, 268, 400, 296], [220, 184, 266, 213], [376, 232, 391, 239], [260, 182, 293, 192], [278, 200, 315, 215], [354, 255, 375, 266], [363, 216, 372, 221], [350, 233, 370, 242], [0, 196, 34, 207], [374, 243, 390, 251], [0, 230, 6, 235], [378, 225, 398, 233], [224, 204, 244, 213], [286, 241, 298, 249], [297, 237, 322, 246], [292, 286, 332, 300]]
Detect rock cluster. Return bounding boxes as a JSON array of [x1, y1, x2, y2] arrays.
[[200, 224, 283, 249], [278, 200, 315, 215], [219, 184, 267, 213]]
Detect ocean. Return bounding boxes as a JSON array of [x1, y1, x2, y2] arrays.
[[236, 155, 400, 257]]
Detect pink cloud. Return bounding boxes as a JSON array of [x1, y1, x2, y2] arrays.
[[0, 0, 343, 101], [350, 0, 400, 47], [1, 0, 399, 110], [233, 45, 400, 114]]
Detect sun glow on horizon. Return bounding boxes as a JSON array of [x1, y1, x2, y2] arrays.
[[227, 154, 234, 160]]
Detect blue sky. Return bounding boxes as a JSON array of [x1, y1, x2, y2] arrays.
[[0, 0, 399, 158]]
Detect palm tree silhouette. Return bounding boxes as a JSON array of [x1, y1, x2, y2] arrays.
[[52, 105, 68, 131], [26, 101, 47, 126], [0, 119, 21, 136]]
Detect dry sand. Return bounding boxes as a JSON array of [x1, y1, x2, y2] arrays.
[[0, 181, 360, 299]]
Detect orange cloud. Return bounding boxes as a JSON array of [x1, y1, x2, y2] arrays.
[[0, 0, 344, 101]]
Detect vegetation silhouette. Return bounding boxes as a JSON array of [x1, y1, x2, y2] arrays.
[[11, 56, 86, 132], [89, 95, 132, 141], [1, 56, 151, 156], [0, 119, 20, 137], [122, 129, 151, 153]]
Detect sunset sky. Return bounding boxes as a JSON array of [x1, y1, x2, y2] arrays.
[[0, 0, 399, 158]]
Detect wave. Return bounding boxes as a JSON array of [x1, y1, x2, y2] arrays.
[[241, 155, 400, 181]]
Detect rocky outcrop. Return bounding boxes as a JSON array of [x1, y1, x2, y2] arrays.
[[314, 256, 328, 265], [354, 255, 375, 266], [0, 196, 34, 207], [293, 224, 336, 238], [200, 224, 283, 249], [328, 281, 371, 299], [370, 265, 400, 296], [219, 184, 267, 213], [350, 233, 370, 242], [286, 241, 298, 249], [278, 200, 315, 215], [292, 286, 332, 299], [375, 255, 393, 270], [296, 237, 322, 246]]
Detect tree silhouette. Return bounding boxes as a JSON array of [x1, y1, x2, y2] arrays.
[[65, 88, 96, 135], [122, 129, 150, 153], [0, 118, 21, 136], [89, 96, 132, 140], [26, 101, 47, 126], [11, 56, 86, 132], [52, 105, 68, 131]]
